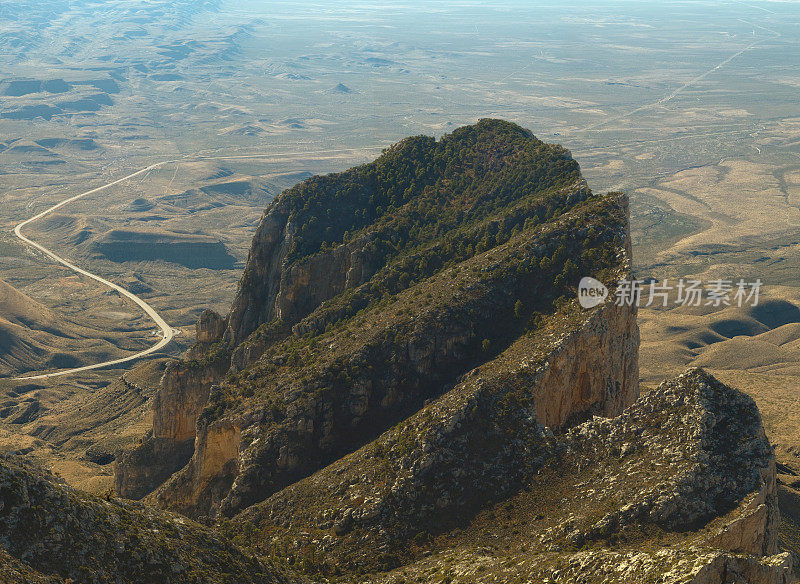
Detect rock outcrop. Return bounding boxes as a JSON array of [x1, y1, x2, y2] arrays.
[[528, 299, 638, 427], [115, 357, 228, 499], [196, 309, 226, 344], [149, 189, 637, 521], [0, 456, 297, 584], [116, 119, 610, 510], [224, 206, 386, 345]]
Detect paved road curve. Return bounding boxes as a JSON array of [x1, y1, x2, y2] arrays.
[[9, 147, 385, 381], [12, 162, 175, 381]]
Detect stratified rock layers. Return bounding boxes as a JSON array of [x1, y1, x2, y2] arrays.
[[147, 191, 638, 521], [116, 120, 624, 512]]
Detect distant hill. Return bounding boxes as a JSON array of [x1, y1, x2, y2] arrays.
[[0, 279, 69, 376], [328, 82, 354, 94], [0, 279, 134, 378]]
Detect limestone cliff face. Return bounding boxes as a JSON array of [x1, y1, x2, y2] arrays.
[[225, 199, 386, 348], [147, 191, 636, 521], [149, 417, 242, 516], [196, 309, 226, 344], [115, 359, 227, 499], [530, 299, 638, 428], [224, 203, 290, 345], [151, 362, 225, 445], [705, 450, 779, 557]]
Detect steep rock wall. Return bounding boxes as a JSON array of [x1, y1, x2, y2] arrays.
[[115, 359, 227, 499], [150, 193, 636, 520], [148, 417, 242, 516], [705, 453, 779, 557], [531, 299, 638, 427], [225, 204, 386, 346]]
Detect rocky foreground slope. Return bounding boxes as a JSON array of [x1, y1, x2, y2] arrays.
[[335, 368, 790, 584], [0, 120, 789, 582], [0, 457, 295, 584], [1, 369, 791, 583]]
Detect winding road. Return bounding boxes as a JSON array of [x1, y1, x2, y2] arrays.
[[10, 148, 383, 381], [12, 162, 175, 381]]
